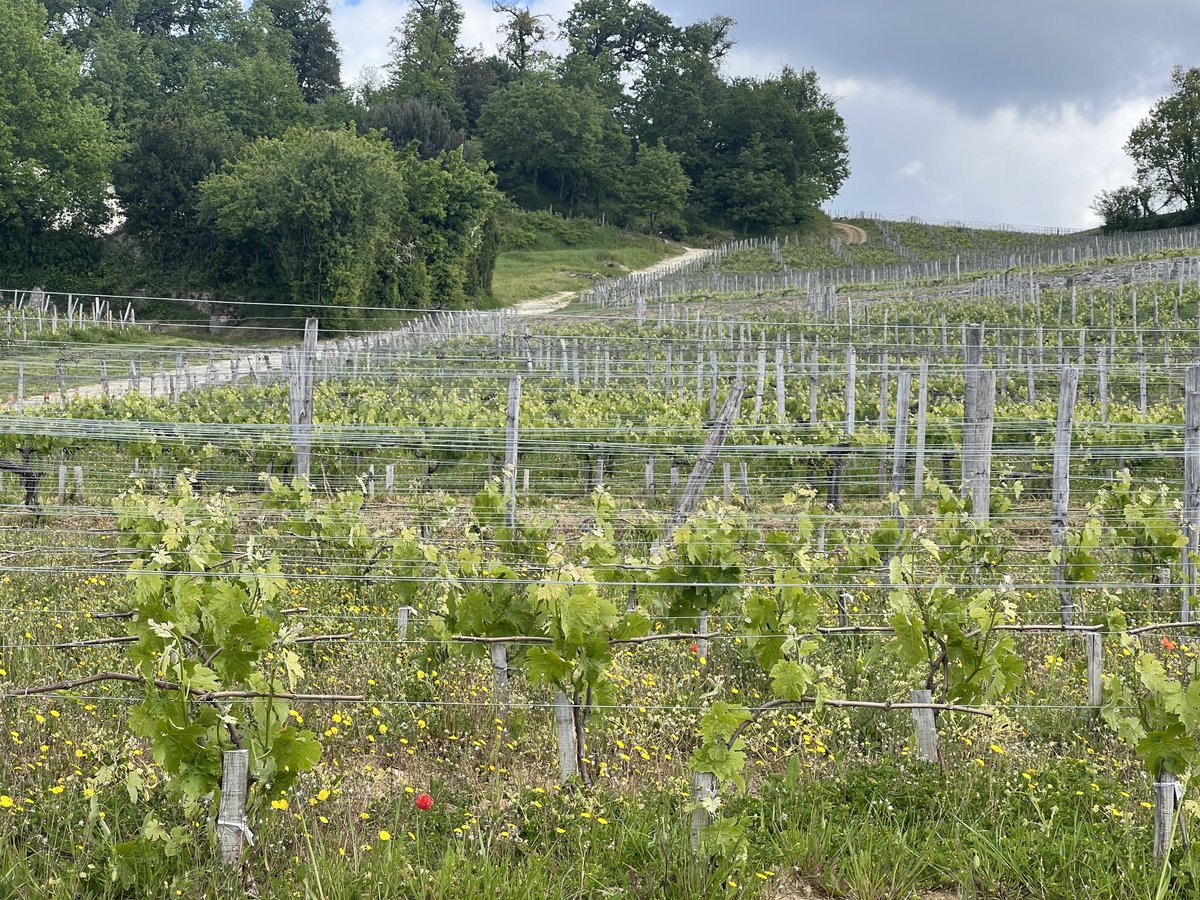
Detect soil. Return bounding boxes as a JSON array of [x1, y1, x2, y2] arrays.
[[832, 222, 869, 245]]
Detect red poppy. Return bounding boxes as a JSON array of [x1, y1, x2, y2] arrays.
[[1162, 637, 1178, 651], [690, 642, 698, 654], [415, 792, 433, 811]]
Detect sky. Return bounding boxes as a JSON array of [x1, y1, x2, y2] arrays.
[[329, 0, 1200, 230]]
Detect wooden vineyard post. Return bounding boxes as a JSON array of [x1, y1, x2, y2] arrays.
[[1098, 355, 1109, 423], [1155, 769, 1179, 859], [890, 372, 912, 517], [1183, 366, 1200, 622], [808, 347, 819, 426], [914, 358, 928, 502], [910, 689, 939, 763], [554, 690, 579, 781], [289, 319, 318, 481], [775, 346, 786, 423], [630, 381, 746, 609], [690, 771, 718, 850], [844, 347, 856, 436], [964, 324, 982, 424], [1085, 631, 1102, 711], [490, 644, 509, 713], [1137, 334, 1148, 417], [962, 371, 996, 524], [1051, 368, 1080, 625], [504, 376, 521, 530], [217, 749, 251, 867], [397, 606, 410, 640], [752, 345, 766, 424]]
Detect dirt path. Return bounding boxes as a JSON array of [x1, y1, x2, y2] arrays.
[[511, 245, 715, 316], [832, 222, 868, 245]]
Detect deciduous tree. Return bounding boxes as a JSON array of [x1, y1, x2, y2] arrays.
[[1126, 66, 1200, 212], [624, 141, 690, 229], [198, 128, 408, 324], [0, 0, 115, 242], [389, 0, 465, 126]]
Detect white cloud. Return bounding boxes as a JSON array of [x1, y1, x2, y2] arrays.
[[825, 78, 1152, 229]]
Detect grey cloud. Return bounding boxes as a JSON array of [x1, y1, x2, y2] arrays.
[[660, 0, 1197, 112]]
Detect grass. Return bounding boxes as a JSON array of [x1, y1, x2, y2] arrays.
[[492, 231, 683, 307]]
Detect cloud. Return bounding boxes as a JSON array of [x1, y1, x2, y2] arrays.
[[827, 78, 1151, 228]]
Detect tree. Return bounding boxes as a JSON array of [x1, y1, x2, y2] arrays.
[[1126, 67, 1200, 212], [560, 0, 678, 109], [454, 48, 507, 130], [400, 148, 501, 306], [198, 128, 408, 325], [366, 97, 466, 158], [255, 0, 342, 103], [0, 0, 115, 242], [389, 0, 465, 125], [493, 2, 549, 75], [694, 67, 848, 232], [701, 136, 797, 233], [114, 102, 239, 266], [478, 74, 626, 213], [623, 141, 690, 229], [1092, 185, 1152, 231]]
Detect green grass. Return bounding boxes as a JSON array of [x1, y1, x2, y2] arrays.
[[491, 216, 683, 307], [493, 241, 682, 307]]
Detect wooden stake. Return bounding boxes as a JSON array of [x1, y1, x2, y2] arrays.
[[554, 690, 579, 781], [217, 749, 251, 867], [1051, 368, 1080, 625], [1085, 631, 1102, 710], [910, 688, 939, 762], [914, 358, 928, 502], [1155, 770, 1178, 859], [504, 376, 521, 530], [1183, 366, 1200, 622]]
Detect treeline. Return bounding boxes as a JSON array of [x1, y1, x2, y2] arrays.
[[0, 0, 849, 322]]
